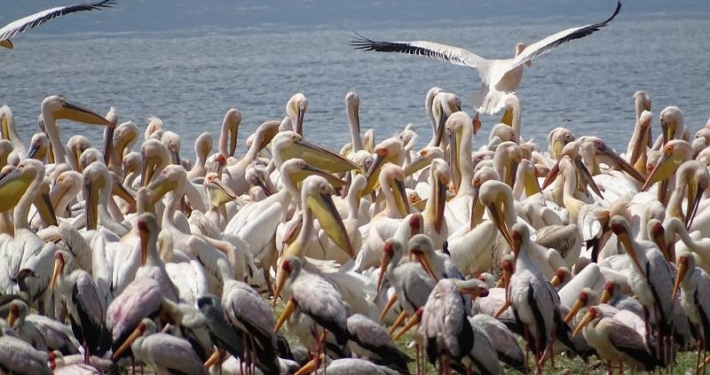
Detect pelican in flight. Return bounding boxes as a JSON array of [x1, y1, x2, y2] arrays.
[[350, 1, 621, 114], [0, 0, 115, 50]]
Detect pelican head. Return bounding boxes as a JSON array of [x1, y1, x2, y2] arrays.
[[0, 140, 12, 168], [0, 159, 46, 212], [161, 131, 182, 165], [285, 157, 346, 191], [67, 135, 91, 172], [380, 164, 409, 218], [273, 130, 359, 175], [547, 127, 575, 160], [26, 132, 50, 161], [403, 146, 443, 177], [677, 160, 709, 229], [660, 106, 683, 145], [122, 151, 143, 183], [494, 141, 522, 188], [585, 136, 645, 184], [113, 121, 140, 158], [195, 132, 214, 162], [140, 139, 170, 187], [470, 167, 500, 229], [223, 108, 241, 157], [302, 175, 354, 258], [446, 111, 473, 187], [145, 116, 164, 141], [345, 91, 360, 131], [79, 148, 103, 171], [609, 215, 645, 277], [432, 92, 461, 147], [148, 164, 185, 201], [516, 159, 542, 197], [572, 305, 600, 337], [83, 162, 111, 230], [429, 158, 451, 233], [499, 94, 520, 128], [407, 234, 439, 282], [542, 141, 602, 197], [364, 138, 404, 194], [641, 140, 692, 191], [286, 93, 308, 135], [629, 110, 653, 167], [205, 172, 237, 206], [633, 90, 651, 113], [479, 180, 515, 247], [515, 42, 531, 67], [41, 95, 111, 126]]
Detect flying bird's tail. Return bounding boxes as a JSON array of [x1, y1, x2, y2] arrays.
[[468, 85, 507, 115]]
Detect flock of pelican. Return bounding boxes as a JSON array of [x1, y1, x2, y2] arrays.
[[0, 84, 709, 375], [4, 1, 710, 375]]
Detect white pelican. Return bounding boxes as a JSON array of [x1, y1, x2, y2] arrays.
[[0, 0, 114, 50], [0, 159, 56, 315], [0, 105, 26, 160], [40, 96, 112, 167], [350, 1, 621, 114]]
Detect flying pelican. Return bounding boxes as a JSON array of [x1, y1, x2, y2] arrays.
[[0, 0, 115, 50], [350, 1, 621, 114]]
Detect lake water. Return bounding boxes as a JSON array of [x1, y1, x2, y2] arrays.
[[1, 0, 709, 155]]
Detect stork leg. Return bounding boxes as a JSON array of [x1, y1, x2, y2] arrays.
[[321, 329, 328, 375], [618, 360, 622, 374], [249, 334, 257, 375], [83, 339, 89, 365], [605, 360, 611, 375], [522, 325, 531, 375]]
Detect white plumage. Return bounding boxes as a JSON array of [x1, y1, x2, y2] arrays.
[[350, 1, 621, 114]]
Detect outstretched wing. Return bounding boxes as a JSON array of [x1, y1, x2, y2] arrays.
[[503, 1, 621, 76], [0, 0, 115, 43], [350, 33, 486, 70]]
